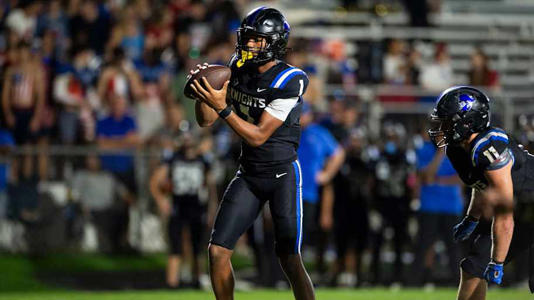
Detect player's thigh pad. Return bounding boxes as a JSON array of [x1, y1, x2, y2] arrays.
[[209, 174, 263, 250], [269, 161, 302, 255]]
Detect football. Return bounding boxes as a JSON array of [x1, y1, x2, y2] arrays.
[[183, 64, 231, 100]]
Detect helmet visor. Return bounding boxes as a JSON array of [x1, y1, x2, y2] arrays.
[[237, 29, 269, 52]]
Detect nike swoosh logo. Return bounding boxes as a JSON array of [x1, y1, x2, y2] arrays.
[[257, 88, 267, 92], [276, 173, 287, 178]]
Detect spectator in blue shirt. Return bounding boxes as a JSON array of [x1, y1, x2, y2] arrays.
[[410, 131, 464, 286], [298, 102, 345, 249], [96, 95, 140, 191]]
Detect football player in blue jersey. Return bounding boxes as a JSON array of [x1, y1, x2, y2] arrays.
[[428, 86, 534, 300], [189, 7, 315, 300]]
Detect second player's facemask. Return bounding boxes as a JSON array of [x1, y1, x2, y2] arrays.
[[428, 114, 454, 148]]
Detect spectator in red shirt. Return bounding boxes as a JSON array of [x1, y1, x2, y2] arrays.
[[97, 47, 144, 109]]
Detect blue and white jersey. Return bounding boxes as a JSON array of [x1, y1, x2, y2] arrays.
[[227, 56, 309, 171], [446, 127, 530, 192]]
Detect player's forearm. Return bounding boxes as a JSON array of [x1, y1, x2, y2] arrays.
[[195, 101, 218, 127], [491, 212, 514, 263], [466, 189, 483, 219], [223, 112, 268, 147]]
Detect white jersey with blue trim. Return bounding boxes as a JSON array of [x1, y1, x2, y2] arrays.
[[227, 56, 309, 171], [446, 127, 531, 192]]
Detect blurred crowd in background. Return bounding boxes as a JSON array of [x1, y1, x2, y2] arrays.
[[1, 0, 534, 290]]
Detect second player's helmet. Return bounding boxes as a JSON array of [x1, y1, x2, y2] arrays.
[[428, 86, 491, 147], [235, 7, 290, 67]]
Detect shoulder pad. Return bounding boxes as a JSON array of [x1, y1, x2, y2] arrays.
[[270, 66, 309, 98]]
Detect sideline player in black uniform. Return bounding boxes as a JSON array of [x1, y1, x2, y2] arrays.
[[150, 133, 214, 288], [189, 7, 315, 300], [428, 86, 534, 300]]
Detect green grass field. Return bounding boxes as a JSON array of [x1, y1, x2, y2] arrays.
[[1, 289, 532, 300], [1, 254, 532, 300]]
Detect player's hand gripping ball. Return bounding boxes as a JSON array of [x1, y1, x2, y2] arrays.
[[184, 63, 231, 101]]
